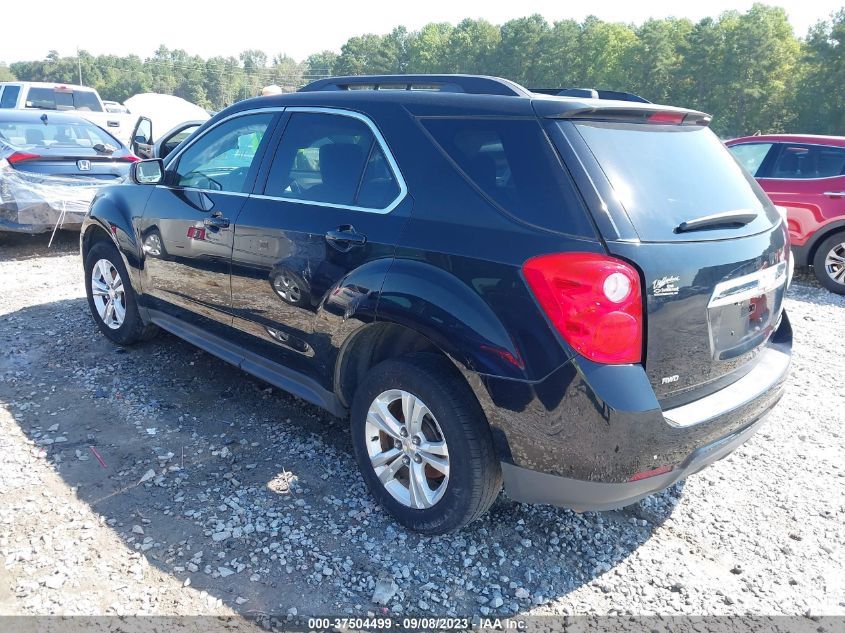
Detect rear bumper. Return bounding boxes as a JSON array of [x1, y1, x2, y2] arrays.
[[502, 391, 778, 510], [469, 312, 792, 509]]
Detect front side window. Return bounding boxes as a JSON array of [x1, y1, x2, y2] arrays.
[[174, 113, 273, 193], [265, 112, 400, 209], [728, 143, 774, 176], [0, 86, 20, 109], [769, 143, 845, 179]]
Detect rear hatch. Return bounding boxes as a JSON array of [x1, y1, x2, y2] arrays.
[[543, 103, 789, 406]]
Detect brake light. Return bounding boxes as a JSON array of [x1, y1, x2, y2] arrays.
[[7, 152, 40, 165], [119, 154, 140, 162], [648, 111, 685, 124], [522, 252, 643, 364]]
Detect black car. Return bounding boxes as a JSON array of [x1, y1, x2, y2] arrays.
[[80, 75, 792, 534], [0, 110, 137, 233]]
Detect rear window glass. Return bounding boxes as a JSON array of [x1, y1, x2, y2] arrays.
[[422, 117, 594, 237], [0, 118, 119, 149], [25, 87, 103, 112], [570, 122, 775, 242]]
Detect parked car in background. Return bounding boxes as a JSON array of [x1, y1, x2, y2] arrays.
[[103, 100, 130, 114], [0, 110, 137, 233], [727, 134, 845, 294], [125, 93, 210, 160], [81, 74, 791, 534], [0, 81, 133, 143]]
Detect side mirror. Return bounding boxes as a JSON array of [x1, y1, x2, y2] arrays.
[[131, 159, 164, 185]]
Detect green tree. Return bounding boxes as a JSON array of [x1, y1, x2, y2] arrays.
[[795, 9, 845, 133]]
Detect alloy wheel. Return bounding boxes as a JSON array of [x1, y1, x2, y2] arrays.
[[824, 241, 845, 285], [364, 389, 450, 509], [90, 259, 126, 330]]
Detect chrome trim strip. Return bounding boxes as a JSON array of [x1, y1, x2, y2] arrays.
[[708, 261, 788, 308], [257, 106, 408, 215], [153, 185, 251, 198]]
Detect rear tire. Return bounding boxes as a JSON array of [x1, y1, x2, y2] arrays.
[[350, 353, 501, 534], [812, 232, 845, 294], [84, 240, 158, 345]]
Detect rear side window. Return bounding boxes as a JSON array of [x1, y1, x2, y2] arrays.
[[728, 143, 774, 176], [421, 117, 594, 237], [264, 112, 401, 210], [769, 143, 845, 179], [0, 86, 20, 108], [569, 121, 775, 242]]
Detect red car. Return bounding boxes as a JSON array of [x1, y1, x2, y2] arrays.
[[726, 134, 845, 293]]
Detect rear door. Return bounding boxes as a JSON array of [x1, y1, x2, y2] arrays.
[[228, 108, 410, 386], [754, 142, 845, 250], [548, 116, 788, 406], [137, 111, 278, 336]]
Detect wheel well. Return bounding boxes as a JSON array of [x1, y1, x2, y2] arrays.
[[81, 224, 113, 257], [335, 323, 453, 408], [808, 226, 845, 265]]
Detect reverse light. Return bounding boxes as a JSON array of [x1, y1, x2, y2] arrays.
[[522, 252, 643, 364], [7, 152, 40, 165]]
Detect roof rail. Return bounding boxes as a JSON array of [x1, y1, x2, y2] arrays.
[[299, 75, 533, 97], [531, 87, 651, 103]]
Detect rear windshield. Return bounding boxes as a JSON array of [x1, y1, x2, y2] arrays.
[[25, 87, 103, 112], [568, 122, 776, 242], [0, 118, 120, 149], [422, 117, 595, 237]]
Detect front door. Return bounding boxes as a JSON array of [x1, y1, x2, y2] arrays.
[[229, 109, 411, 388], [137, 111, 278, 335]]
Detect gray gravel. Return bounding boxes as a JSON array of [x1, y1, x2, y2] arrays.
[[0, 231, 843, 618]]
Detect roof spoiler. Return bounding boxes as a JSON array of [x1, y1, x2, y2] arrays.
[[531, 88, 651, 103], [532, 98, 711, 126], [299, 75, 533, 97]]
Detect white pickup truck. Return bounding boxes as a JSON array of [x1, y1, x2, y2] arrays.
[[0, 81, 133, 144]]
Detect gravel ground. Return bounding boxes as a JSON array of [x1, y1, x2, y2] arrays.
[[0, 230, 843, 619]]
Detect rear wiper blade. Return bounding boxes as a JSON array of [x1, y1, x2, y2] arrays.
[[675, 210, 758, 233]]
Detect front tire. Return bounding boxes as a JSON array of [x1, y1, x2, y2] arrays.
[[84, 240, 158, 345], [812, 232, 845, 294], [350, 354, 501, 534]]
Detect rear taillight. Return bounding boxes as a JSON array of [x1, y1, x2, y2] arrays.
[[7, 152, 40, 165], [522, 252, 643, 364], [119, 154, 140, 162]]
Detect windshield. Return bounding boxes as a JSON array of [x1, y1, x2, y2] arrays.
[[567, 121, 777, 242], [0, 118, 120, 149]]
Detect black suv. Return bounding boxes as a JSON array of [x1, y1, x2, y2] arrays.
[[81, 75, 792, 534]]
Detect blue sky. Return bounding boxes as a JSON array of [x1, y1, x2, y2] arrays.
[[2, 0, 841, 65]]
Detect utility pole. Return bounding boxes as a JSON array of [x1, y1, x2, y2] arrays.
[[77, 47, 82, 85]]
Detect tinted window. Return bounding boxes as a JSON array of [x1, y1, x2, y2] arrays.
[[770, 143, 845, 179], [0, 118, 119, 148], [24, 87, 103, 112], [728, 143, 773, 176], [265, 112, 400, 209], [174, 113, 272, 193], [0, 86, 20, 108], [422, 117, 593, 236], [570, 121, 774, 242]]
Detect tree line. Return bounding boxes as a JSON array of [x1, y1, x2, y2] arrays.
[[2, 3, 843, 137]]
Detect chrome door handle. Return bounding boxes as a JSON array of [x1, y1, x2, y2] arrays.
[[204, 214, 230, 229], [823, 191, 845, 198]]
